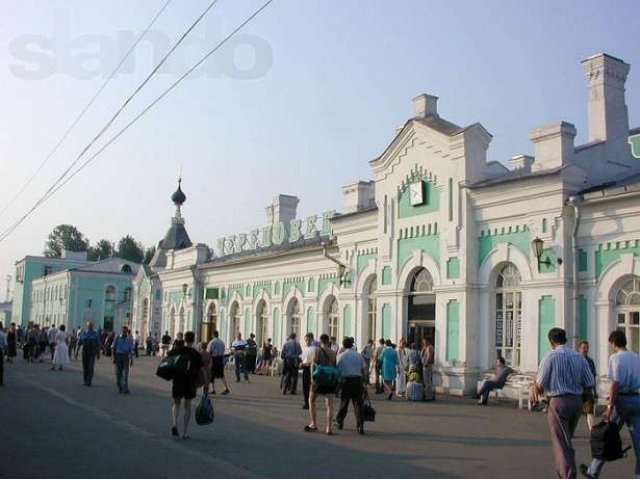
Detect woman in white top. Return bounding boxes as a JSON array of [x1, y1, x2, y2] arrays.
[[396, 338, 409, 397], [51, 325, 70, 371]]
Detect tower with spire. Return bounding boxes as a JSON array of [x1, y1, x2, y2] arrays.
[[149, 177, 193, 269]]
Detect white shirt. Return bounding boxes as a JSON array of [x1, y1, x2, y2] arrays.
[[300, 345, 317, 366], [47, 328, 58, 344]]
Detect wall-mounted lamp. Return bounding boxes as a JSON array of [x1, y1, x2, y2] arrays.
[[531, 237, 562, 271], [86, 299, 93, 308]]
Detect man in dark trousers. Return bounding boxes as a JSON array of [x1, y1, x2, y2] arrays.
[[474, 356, 514, 405], [246, 333, 258, 374], [532, 328, 595, 479], [335, 337, 366, 434], [281, 333, 302, 395], [78, 321, 101, 386]]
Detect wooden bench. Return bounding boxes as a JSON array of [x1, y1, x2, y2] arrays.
[[477, 373, 533, 409]]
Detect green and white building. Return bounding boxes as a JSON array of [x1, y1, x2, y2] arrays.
[[134, 53, 640, 395]]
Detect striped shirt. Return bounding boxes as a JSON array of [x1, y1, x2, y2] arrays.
[[536, 344, 595, 396]]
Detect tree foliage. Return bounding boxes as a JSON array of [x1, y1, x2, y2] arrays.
[[117, 235, 144, 263], [44, 224, 89, 258], [87, 239, 115, 261], [143, 245, 156, 265]]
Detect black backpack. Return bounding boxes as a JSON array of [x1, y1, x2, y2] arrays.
[[590, 421, 631, 461]]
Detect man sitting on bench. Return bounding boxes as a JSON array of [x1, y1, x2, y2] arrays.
[[474, 356, 514, 405]]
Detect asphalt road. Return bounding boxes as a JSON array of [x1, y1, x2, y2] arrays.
[[0, 353, 635, 478]]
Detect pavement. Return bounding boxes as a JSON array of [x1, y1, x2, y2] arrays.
[[0, 353, 635, 478]]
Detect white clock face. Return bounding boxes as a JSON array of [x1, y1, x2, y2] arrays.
[[409, 181, 424, 206]]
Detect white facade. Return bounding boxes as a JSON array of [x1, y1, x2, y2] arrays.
[[136, 53, 640, 395]]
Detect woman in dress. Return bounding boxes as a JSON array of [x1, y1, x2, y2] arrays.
[[381, 339, 400, 400], [396, 338, 408, 397], [51, 325, 70, 371], [305, 334, 337, 435]]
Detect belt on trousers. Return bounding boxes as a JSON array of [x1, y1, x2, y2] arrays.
[[618, 391, 640, 396], [547, 394, 581, 398]]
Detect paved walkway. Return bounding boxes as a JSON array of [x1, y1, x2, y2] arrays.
[[0, 354, 634, 478]]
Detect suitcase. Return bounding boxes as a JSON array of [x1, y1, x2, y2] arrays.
[[406, 381, 424, 401]]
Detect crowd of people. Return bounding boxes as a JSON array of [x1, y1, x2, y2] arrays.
[[0, 319, 638, 479]]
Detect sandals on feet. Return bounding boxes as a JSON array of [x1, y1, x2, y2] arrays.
[[304, 425, 318, 432]]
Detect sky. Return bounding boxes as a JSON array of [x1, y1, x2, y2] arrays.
[[0, 0, 639, 301]]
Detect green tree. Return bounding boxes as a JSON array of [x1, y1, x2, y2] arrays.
[[87, 239, 115, 261], [117, 235, 144, 263], [143, 245, 156, 265], [44, 224, 89, 258]]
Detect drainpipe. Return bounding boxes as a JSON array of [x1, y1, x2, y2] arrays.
[[321, 241, 347, 280], [567, 194, 584, 346]]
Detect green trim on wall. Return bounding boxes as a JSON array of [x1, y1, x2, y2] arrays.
[[228, 284, 244, 300], [306, 307, 315, 335], [307, 278, 316, 293], [446, 257, 460, 279], [252, 281, 273, 299], [578, 249, 588, 272], [398, 180, 440, 219], [343, 305, 353, 337], [595, 240, 640, 278], [398, 235, 440, 272], [382, 304, 392, 339], [579, 295, 588, 341], [381, 266, 392, 286], [273, 308, 281, 347], [538, 296, 556, 363], [318, 275, 339, 296], [283, 277, 306, 298], [478, 225, 530, 268], [446, 300, 460, 362], [539, 248, 558, 273], [630, 133, 640, 158], [357, 252, 377, 275]]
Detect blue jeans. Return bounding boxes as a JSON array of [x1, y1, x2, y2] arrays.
[[588, 395, 640, 478], [115, 353, 130, 393], [234, 352, 248, 381]]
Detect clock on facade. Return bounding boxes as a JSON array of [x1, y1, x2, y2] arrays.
[[409, 181, 424, 206]]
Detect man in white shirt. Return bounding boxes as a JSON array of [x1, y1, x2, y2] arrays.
[[231, 332, 249, 383], [335, 337, 366, 434], [300, 333, 317, 410], [581, 330, 640, 479]]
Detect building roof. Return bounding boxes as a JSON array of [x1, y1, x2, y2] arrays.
[[161, 222, 192, 250], [330, 206, 378, 222], [468, 166, 564, 188], [71, 257, 140, 275]]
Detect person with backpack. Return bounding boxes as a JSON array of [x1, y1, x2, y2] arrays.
[[305, 334, 338, 435], [168, 331, 203, 440], [580, 330, 640, 479]]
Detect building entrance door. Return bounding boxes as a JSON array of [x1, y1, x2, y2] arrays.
[[408, 321, 435, 347]]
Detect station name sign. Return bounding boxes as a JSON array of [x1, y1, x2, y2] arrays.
[[216, 210, 336, 257]]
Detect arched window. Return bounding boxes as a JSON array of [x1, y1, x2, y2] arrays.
[[105, 286, 116, 301], [287, 298, 301, 338], [615, 276, 640, 353], [121, 264, 132, 273], [365, 276, 377, 341], [230, 302, 241, 337], [494, 263, 522, 366], [327, 296, 339, 339], [407, 268, 435, 346], [256, 300, 268, 346]]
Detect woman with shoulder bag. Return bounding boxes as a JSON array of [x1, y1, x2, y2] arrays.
[[305, 334, 337, 435]]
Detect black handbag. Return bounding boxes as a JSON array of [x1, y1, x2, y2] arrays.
[[362, 390, 376, 422]]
